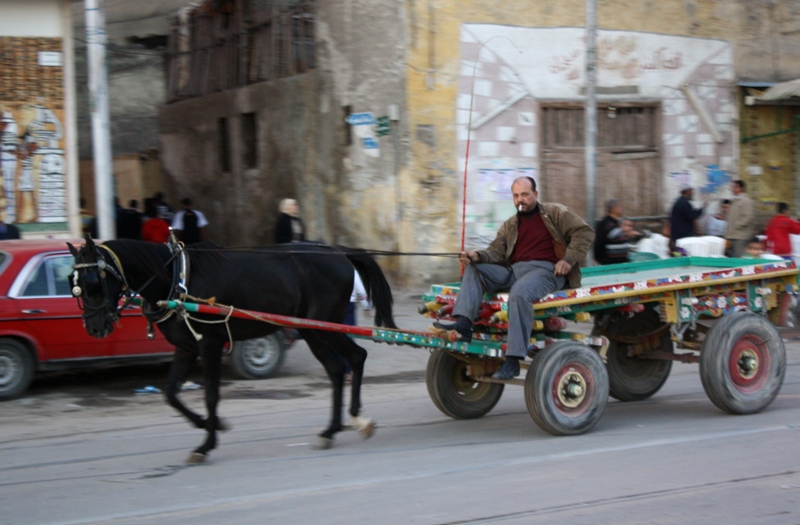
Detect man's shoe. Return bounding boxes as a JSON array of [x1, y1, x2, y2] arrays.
[[492, 357, 521, 380], [432, 315, 473, 343]]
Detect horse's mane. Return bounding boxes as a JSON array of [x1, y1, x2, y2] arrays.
[[104, 240, 174, 282]]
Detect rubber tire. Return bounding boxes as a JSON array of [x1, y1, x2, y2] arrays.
[[525, 341, 609, 436], [700, 312, 785, 415], [0, 339, 35, 401], [601, 309, 673, 401], [230, 333, 287, 379], [426, 349, 504, 419]]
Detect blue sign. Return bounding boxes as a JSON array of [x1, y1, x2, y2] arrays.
[[362, 137, 379, 149], [346, 112, 376, 126]]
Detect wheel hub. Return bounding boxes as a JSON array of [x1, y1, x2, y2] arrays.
[[557, 371, 587, 408], [737, 350, 759, 379], [0, 354, 15, 386], [729, 335, 770, 393]]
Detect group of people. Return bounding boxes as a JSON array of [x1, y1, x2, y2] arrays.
[[79, 192, 208, 245], [668, 180, 800, 259]]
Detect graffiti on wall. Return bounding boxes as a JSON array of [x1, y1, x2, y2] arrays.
[[458, 25, 735, 244], [0, 37, 66, 224]]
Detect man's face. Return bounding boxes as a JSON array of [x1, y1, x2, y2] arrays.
[[512, 180, 538, 213], [720, 203, 730, 216], [732, 183, 742, 196]]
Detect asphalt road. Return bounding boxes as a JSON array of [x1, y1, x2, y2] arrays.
[[2, 290, 800, 525]]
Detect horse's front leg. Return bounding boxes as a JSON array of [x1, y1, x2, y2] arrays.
[[187, 342, 227, 464], [164, 347, 204, 429]]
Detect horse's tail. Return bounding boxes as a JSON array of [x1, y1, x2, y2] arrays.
[[346, 251, 397, 329]]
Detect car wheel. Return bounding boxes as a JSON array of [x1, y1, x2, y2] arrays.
[[230, 333, 287, 379], [0, 339, 35, 401]]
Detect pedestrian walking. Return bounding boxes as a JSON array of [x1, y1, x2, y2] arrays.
[[171, 198, 208, 244]]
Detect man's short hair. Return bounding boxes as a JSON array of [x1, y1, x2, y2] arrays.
[[778, 202, 788, 214], [734, 180, 746, 191], [512, 176, 536, 192], [606, 198, 620, 212], [747, 236, 761, 244], [721, 199, 731, 205]]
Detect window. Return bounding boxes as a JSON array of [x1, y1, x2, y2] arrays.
[[219, 117, 231, 172], [241, 112, 258, 169], [21, 256, 74, 297]]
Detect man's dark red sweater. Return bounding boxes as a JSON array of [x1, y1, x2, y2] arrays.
[[510, 205, 558, 264]]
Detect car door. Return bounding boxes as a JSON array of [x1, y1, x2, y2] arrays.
[[113, 301, 175, 357], [11, 253, 121, 361]]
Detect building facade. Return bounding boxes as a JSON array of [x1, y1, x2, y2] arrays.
[[159, 0, 800, 283]]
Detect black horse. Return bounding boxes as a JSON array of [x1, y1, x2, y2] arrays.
[[68, 237, 396, 463]]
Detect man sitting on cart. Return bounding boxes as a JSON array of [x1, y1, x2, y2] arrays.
[[434, 177, 594, 380]]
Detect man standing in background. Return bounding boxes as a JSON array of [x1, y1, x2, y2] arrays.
[[726, 180, 756, 257]]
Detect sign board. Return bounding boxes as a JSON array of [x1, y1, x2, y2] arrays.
[[376, 116, 391, 136], [38, 51, 62, 67], [345, 112, 376, 126]]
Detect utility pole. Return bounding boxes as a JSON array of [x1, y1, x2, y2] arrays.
[[585, 0, 597, 226], [84, 0, 115, 239]]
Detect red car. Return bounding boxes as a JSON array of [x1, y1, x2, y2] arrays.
[[0, 240, 288, 400]]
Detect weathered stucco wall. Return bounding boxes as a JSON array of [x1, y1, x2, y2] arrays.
[[159, 72, 345, 248]]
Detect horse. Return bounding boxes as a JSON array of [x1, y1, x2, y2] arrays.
[[68, 237, 396, 463]]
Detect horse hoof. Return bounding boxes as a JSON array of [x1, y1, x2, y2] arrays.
[[352, 416, 376, 440], [186, 452, 207, 464], [313, 437, 334, 450]]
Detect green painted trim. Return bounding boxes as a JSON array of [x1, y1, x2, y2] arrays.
[[17, 222, 69, 233]]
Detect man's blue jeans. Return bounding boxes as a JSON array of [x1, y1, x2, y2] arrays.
[[451, 261, 565, 358]]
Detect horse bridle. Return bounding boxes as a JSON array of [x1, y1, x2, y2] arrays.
[[71, 245, 134, 323], [72, 238, 190, 334]]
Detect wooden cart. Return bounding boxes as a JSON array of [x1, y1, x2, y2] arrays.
[[419, 257, 798, 435]]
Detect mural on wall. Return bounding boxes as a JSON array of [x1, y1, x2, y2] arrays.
[[0, 37, 67, 225], [457, 25, 735, 245]]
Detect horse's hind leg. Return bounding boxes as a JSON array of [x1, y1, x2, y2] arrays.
[[164, 347, 205, 429], [340, 337, 374, 439]]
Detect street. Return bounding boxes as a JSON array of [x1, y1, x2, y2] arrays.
[[1, 291, 800, 525]]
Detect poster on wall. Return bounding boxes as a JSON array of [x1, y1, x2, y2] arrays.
[[0, 37, 67, 225]]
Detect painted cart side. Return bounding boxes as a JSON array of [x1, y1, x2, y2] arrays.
[[420, 257, 798, 436]]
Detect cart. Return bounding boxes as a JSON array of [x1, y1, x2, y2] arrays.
[[158, 256, 798, 437], [419, 256, 798, 435]]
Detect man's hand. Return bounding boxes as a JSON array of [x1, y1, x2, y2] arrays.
[[459, 250, 480, 265], [554, 259, 572, 276]]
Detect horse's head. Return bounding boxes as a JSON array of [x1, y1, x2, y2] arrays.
[[68, 237, 130, 339]]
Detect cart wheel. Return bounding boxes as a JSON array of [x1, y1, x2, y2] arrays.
[[700, 312, 785, 415], [600, 309, 673, 401], [525, 341, 609, 436], [426, 349, 504, 419]]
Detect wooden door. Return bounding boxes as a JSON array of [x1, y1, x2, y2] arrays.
[[540, 104, 661, 221]]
